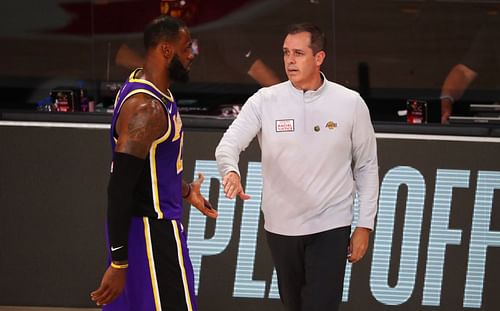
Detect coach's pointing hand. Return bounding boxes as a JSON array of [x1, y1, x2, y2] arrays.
[[222, 171, 251, 200]]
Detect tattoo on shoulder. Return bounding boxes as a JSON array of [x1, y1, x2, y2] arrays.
[[121, 98, 166, 156]]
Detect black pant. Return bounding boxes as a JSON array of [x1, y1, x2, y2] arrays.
[[266, 226, 351, 311]]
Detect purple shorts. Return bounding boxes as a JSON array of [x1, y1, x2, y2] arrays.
[[104, 217, 197, 311]]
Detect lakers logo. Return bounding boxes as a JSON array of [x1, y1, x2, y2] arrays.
[[325, 121, 337, 130]]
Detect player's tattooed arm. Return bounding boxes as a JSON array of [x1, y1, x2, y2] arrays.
[[115, 93, 168, 159]]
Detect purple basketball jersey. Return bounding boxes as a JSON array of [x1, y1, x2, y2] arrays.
[[110, 69, 184, 220]]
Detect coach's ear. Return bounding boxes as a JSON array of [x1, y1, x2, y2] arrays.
[[315, 50, 325, 67]]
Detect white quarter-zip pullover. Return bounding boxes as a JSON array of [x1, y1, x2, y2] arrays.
[[216, 75, 379, 235]]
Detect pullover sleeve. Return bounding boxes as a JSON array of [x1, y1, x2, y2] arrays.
[[352, 95, 379, 230], [215, 91, 263, 177]]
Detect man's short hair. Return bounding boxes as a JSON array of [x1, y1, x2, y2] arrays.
[[144, 15, 186, 50], [287, 23, 325, 54]]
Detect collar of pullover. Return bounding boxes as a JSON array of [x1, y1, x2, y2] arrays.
[[288, 72, 327, 103]]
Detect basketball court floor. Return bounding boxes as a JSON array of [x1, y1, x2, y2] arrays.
[[0, 307, 99, 311]]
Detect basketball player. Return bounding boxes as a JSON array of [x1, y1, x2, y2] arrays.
[[90, 16, 217, 310]]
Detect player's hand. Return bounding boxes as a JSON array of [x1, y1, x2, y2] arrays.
[[187, 173, 218, 219], [222, 171, 251, 200], [347, 227, 371, 264], [90, 265, 127, 306], [441, 99, 452, 124]]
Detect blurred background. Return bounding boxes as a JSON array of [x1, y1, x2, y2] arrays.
[[1, 2, 499, 309], [0, 0, 499, 121]]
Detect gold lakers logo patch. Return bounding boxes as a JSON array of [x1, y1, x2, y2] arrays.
[[325, 121, 338, 130], [276, 119, 295, 132]]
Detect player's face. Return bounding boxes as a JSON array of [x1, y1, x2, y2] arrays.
[[169, 27, 195, 83], [283, 32, 323, 89]]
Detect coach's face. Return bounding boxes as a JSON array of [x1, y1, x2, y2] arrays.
[[168, 27, 195, 83], [283, 31, 324, 90]]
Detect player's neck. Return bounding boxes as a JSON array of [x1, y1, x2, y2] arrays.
[[142, 64, 170, 93]]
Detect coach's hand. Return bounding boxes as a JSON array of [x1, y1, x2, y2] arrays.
[[90, 265, 127, 306], [222, 171, 251, 200], [347, 227, 371, 264], [187, 173, 218, 219]]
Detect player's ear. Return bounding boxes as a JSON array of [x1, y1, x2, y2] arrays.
[[160, 42, 173, 60]]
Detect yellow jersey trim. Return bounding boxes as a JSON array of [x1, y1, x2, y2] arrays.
[[129, 68, 175, 102], [149, 103, 172, 219], [144, 218, 163, 311], [172, 220, 194, 311], [149, 116, 171, 219]]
